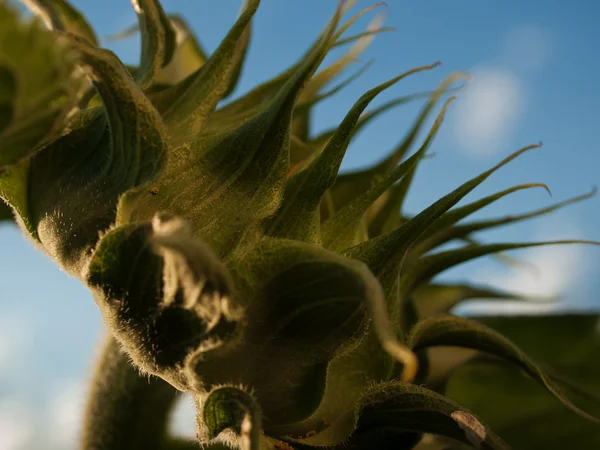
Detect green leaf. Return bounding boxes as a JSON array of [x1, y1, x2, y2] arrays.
[[200, 385, 262, 450], [445, 314, 600, 449], [0, 3, 83, 174], [132, 0, 177, 89], [409, 315, 600, 426], [265, 62, 441, 244], [287, 381, 509, 450], [87, 214, 240, 392], [20, 0, 98, 44]]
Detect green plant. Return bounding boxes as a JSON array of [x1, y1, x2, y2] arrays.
[[1, 1, 599, 449]]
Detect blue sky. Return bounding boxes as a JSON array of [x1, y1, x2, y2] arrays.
[[1, 1, 599, 448]]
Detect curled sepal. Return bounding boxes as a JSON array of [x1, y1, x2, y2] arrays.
[[286, 381, 509, 450], [86, 214, 241, 391], [199, 385, 262, 450], [20, 0, 98, 44], [409, 315, 600, 426], [66, 33, 166, 185], [131, 0, 177, 89], [0, 3, 84, 174], [6, 31, 168, 277], [187, 236, 414, 426]]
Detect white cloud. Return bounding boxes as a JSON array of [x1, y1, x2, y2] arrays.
[[452, 23, 552, 158], [501, 23, 552, 73], [170, 393, 197, 439], [46, 380, 87, 448], [459, 219, 592, 315], [0, 313, 34, 380], [0, 400, 33, 450], [452, 67, 522, 157], [483, 244, 585, 298]]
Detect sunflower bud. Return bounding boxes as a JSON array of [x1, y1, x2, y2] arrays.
[[3, 1, 600, 449]]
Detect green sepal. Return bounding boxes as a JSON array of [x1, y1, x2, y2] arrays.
[[292, 10, 387, 142], [344, 144, 542, 296], [429, 186, 598, 252], [322, 94, 453, 252], [20, 0, 98, 44], [286, 381, 509, 450], [409, 315, 600, 425], [154, 15, 209, 84], [411, 282, 525, 317], [199, 385, 262, 450], [332, 24, 396, 48], [132, 0, 177, 89], [199, 236, 383, 426], [320, 73, 467, 221], [119, 3, 343, 257], [151, 0, 259, 143], [14, 32, 167, 276], [0, 3, 84, 174], [402, 239, 600, 295], [288, 60, 374, 172], [108, 13, 209, 87], [87, 214, 240, 391], [413, 183, 551, 255], [265, 63, 441, 243]]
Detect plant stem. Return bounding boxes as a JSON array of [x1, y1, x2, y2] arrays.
[[81, 337, 186, 450]]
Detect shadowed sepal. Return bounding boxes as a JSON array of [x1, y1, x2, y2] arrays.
[[0, 3, 85, 234], [284, 381, 509, 450], [87, 214, 241, 391], [10, 32, 168, 277]]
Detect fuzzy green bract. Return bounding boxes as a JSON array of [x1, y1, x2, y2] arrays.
[[1, 1, 599, 449]]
